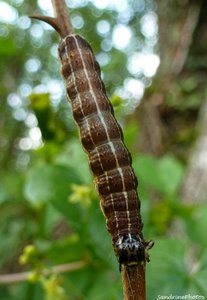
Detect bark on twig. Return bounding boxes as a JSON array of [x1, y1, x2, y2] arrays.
[[31, 0, 73, 38], [51, 0, 73, 36], [122, 264, 146, 300]]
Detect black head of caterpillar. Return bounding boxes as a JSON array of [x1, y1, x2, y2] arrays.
[[116, 234, 154, 270]]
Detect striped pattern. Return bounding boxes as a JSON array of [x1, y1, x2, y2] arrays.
[[58, 34, 145, 265]]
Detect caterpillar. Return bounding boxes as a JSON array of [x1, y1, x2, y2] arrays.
[[59, 34, 153, 267], [32, 5, 153, 269]]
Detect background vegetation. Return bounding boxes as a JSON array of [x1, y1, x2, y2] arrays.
[[0, 0, 207, 299]]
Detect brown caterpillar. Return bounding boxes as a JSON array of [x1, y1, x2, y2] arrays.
[[31, 5, 153, 268], [58, 34, 153, 267]]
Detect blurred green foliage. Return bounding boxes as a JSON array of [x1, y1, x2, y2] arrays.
[[0, 0, 207, 300]]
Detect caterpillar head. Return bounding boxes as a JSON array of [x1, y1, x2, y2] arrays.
[[116, 234, 154, 269]]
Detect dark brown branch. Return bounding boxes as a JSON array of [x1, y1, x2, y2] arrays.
[[122, 264, 146, 300], [52, 0, 73, 36], [31, 0, 73, 38]]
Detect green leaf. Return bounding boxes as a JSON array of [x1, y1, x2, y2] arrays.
[[157, 156, 184, 195], [124, 121, 139, 153], [134, 155, 184, 196], [48, 235, 85, 264], [0, 172, 23, 203], [64, 268, 121, 300], [185, 205, 207, 247], [24, 164, 85, 232], [0, 37, 17, 56], [56, 140, 92, 184], [147, 238, 188, 296], [87, 201, 116, 268], [147, 237, 207, 297], [86, 272, 122, 300], [187, 269, 207, 295], [24, 164, 78, 206], [133, 155, 162, 191]]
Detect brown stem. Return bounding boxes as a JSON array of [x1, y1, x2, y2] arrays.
[[122, 264, 146, 300], [52, 0, 73, 36], [31, 0, 73, 38]]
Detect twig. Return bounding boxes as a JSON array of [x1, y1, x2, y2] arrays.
[[52, 0, 73, 36], [122, 264, 146, 300], [31, 0, 73, 38], [0, 261, 87, 285]]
